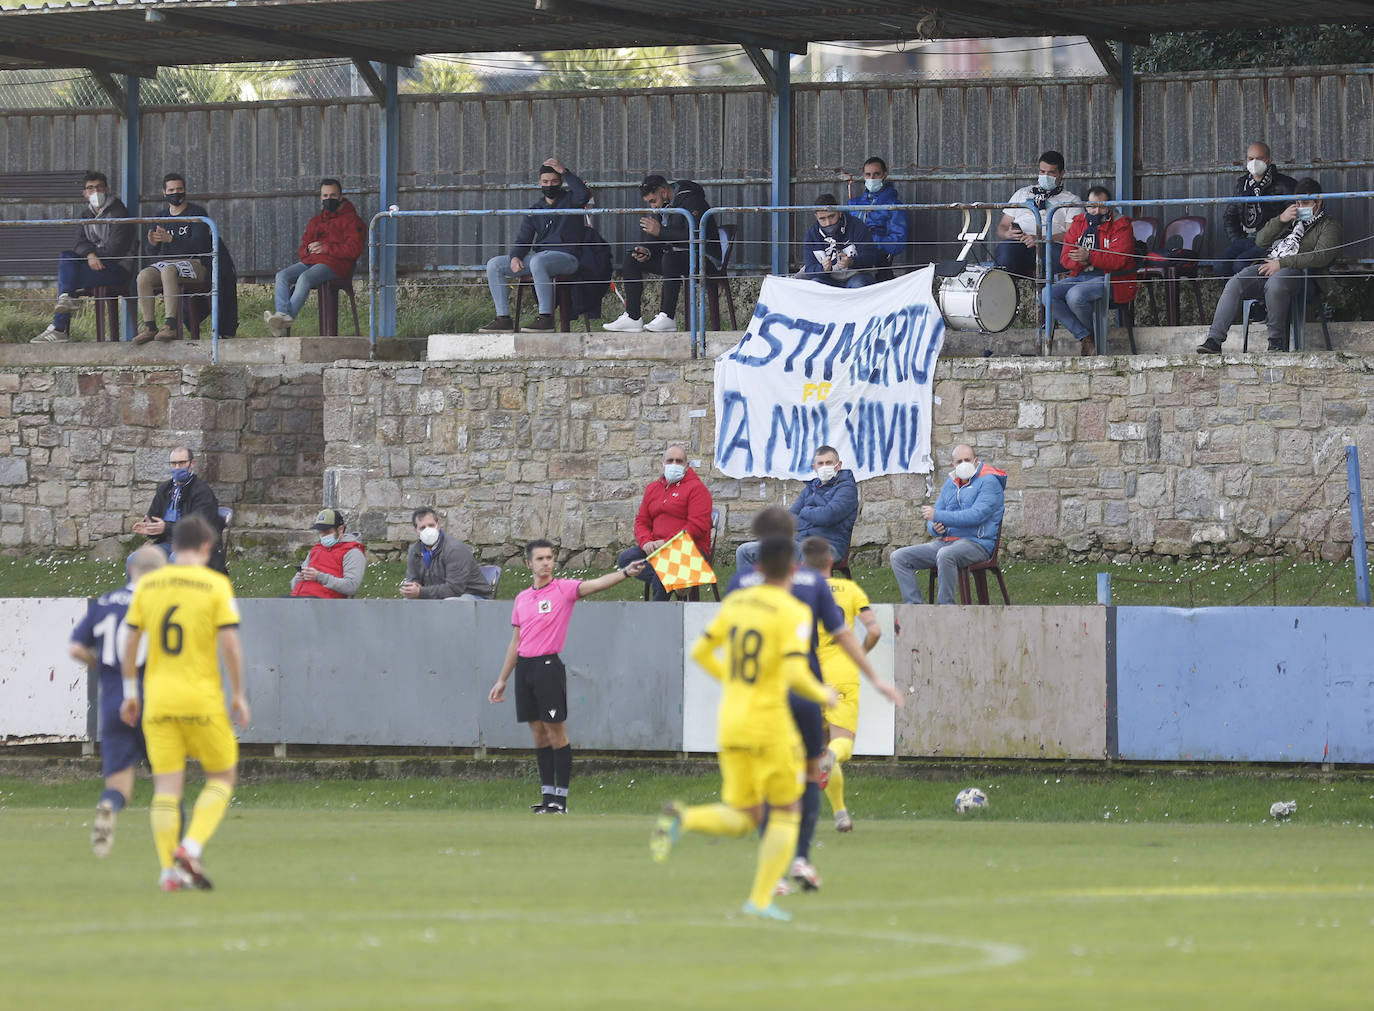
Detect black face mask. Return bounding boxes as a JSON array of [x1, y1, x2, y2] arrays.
[[322, 198, 342, 213], [820, 222, 841, 238], [166, 192, 187, 207], [541, 185, 564, 200]]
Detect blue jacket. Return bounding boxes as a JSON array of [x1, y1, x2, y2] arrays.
[[802, 212, 879, 281], [929, 462, 1007, 555], [791, 468, 859, 560], [847, 183, 908, 260], [510, 169, 591, 259]]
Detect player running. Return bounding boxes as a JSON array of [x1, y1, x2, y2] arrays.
[[120, 516, 249, 892], [68, 545, 167, 857], [488, 539, 645, 814], [800, 536, 881, 833], [651, 535, 837, 922]]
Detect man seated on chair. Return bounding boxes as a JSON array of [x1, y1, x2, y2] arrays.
[[265, 178, 366, 337], [132, 446, 226, 573], [603, 175, 718, 334], [846, 156, 908, 278], [736, 445, 858, 571], [889, 444, 1006, 605], [804, 196, 881, 288], [133, 173, 212, 345], [993, 150, 1082, 282], [1211, 142, 1297, 280], [480, 157, 589, 333], [401, 508, 491, 600], [616, 443, 713, 601], [289, 509, 367, 598], [31, 170, 137, 344], [1043, 186, 1137, 356], [1197, 179, 1342, 355]]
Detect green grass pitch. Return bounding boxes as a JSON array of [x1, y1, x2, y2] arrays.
[[3, 772, 1373, 1009]]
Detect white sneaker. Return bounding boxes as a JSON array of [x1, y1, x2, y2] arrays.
[[834, 810, 853, 833], [54, 292, 79, 313], [790, 856, 821, 891], [644, 312, 678, 332], [602, 312, 644, 332], [264, 311, 293, 338], [773, 877, 794, 896], [91, 799, 116, 857], [30, 324, 69, 343]]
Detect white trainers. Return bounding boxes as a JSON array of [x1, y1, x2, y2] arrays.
[[91, 799, 116, 857], [644, 312, 678, 332], [790, 857, 821, 891], [54, 292, 79, 313], [834, 810, 853, 833], [30, 324, 69, 343], [773, 877, 794, 897], [264, 310, 293, 338], [602, 312, 644, 332]]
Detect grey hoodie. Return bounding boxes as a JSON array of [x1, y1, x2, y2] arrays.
[[73, 196, 138, 272]]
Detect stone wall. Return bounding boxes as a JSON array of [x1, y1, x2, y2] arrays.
[[0, 365, 323, 554], [322, 351, 1374, 566]]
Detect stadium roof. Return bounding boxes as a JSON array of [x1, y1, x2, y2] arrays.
[[0, 0, 1371, 76]]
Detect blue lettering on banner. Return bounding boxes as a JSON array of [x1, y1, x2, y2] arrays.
[[716, 390, 753, 471], [766, 402, 830, 473], [842, 400, 922, 472]]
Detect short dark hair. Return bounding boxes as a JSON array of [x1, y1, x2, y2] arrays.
[[82, 170, 108, 187], [1296, 177, 1323, 196], [758, 536, 796, 579], [815, 445, 839, 461], [162, 172, 185, 187], [815, 192, 838, 207], [1087, 185, 1113, 201], [525, 538, 555, 560], [800, 536, 833, 570], [172, 514, 216, 553], [863, 156, 888, 174], [538, 164, 562, 181], [411, 507, 437, 527], [320, 177, 342, 191], [751, 506, 796, 540], [1038, 150, 1065, 172], [639, 174, 669, 196]]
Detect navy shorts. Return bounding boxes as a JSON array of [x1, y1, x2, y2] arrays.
[[99, 705, 147, 776], [788, 692, 825, 760]]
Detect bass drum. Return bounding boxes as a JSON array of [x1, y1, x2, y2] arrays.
[[936, 266, 1017, 333]]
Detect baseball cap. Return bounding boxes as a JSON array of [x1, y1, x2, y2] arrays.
[[311, 508, 344, 531]]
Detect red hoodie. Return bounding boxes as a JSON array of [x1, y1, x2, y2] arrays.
[[1060, 212, 1139, 303], [298, 197, 366, 279], [634, 467, 713, 554]]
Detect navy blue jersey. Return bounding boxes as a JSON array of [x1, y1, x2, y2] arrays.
[[70, 586, 141, 717], [727, 566, 845, 680]]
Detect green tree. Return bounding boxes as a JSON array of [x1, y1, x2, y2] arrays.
[[407, 57, 481, 95], [535, 48, 687, 90], [1134, 28, 1374, 73]]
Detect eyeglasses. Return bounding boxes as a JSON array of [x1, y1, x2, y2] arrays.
[[169, 460, 191, 467]]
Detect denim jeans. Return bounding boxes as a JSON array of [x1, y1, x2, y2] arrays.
[[486, 250, 580, 315], [275, 261, 340, 317], [54, 250, 128, 330], [1209, 237, 1265, 280], [1044, 272, 1110, 342]]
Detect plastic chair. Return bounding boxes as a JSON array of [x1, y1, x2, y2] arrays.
[[1240, 268, 1333, 352], [643, 507, 722, 602], [513, 274, 591, 333], [1090, 240, 1144, 355], [1130, 217, 1162, 324], [1161, 216, 1206, 325], [173, 279, 213, 341], [926, 527, 1011, 605], [480, 564, 502, 596], [316, 276, 361, 336], [686, 223, 739, 332]]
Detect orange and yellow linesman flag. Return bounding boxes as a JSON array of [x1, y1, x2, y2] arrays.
[[646, 530, 717, 593]]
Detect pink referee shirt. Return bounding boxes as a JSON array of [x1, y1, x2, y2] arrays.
[[512, 578, 583, 657]]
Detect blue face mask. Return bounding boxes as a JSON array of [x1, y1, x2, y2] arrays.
[[663, 463, 686, 483], [864, 178, 883, 194], [319, 533, 339, 548], [1296, 206, 1315, 223], [171, 467, 191, 483]]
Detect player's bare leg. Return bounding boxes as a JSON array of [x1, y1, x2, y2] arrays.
[[529, 720, 571, 813], [92, 766, 135, 858]]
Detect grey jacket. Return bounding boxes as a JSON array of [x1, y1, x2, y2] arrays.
[[74, 197, 138, 273], [405, 533, 491, 599]]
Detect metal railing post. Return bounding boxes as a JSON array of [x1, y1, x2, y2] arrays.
[[1348, 445, 1370, 606]]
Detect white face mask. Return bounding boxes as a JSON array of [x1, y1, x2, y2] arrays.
[[418, 526, 440, 547], [864, 177, 883, 194], [88, 191, 105, 210], [1247, 158, 1269, 178], [1037, 173, 1058, 190], [954, 460, 978, 481], [663, 463, 686, 483], [815, 464, 838, 483]]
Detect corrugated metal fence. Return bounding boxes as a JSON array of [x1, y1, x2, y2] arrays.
[[1, 65, 1370, 281]]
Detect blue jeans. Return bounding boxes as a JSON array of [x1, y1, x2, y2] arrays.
[[994, 239, 1066, 280], [1209, 238, 1265, 280], [486, 250, 580, 315], [55, 250, 128, 329], [1045, 272, 1110, 342], [275, 261, 340, 317]]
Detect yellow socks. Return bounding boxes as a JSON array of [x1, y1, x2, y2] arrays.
[[682, 803, 754, 838], [150, 794, 181, 870], [749, 809, 800, 909], [826, 737, 854, 814], [829, 737, 854, 764], [184, 780, 233, 852]]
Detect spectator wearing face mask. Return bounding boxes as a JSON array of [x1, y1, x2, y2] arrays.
[[1198, 178, 1342, 354], [1211, 143, 1297, 280], [803, 195, 881, 287], [290, 509, 367, 598], [736, 445, 859, 571], [615, 443, 714, 601], [132, 446, 226, 572], [993, 150, 1083, 281], [1043, 185, 1138, 356], [265, 178, 366, 337], [846, 156, 908, 274], [134, 172, 213, 344], [889, 445, 1006, 604], [401, 508, 491, 600]]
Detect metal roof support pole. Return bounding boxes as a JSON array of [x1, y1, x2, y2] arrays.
[[770, 49, 791, 277], [378, 63, 400, 339], [1114, 43, 1135, 204], [120, 74, 141, 342]]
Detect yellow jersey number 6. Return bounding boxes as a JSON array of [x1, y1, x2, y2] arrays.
[[160, 605, 184, 655]]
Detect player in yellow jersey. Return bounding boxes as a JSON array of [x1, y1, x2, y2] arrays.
[[800, 537, 883, 834], [120, 515, 248, 892], [650, 536, 837, 922]]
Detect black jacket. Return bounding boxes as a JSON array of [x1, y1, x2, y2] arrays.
[[1222, 169, 1298, 242], [184, 238, 241, 337], [142, 201, 214, 267], [510, 170, 591, 259], [73, 198, 137, 273], [573, 226, 612, 319], [145, 474, 226, 573]]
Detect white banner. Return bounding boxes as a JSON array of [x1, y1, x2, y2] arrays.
[[713, 267, 945, 480]]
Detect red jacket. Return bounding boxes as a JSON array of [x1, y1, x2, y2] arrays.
[[291, 537, 365, 599], [634, 467, 713, 555], [1060, 212, 1138, 303], [298, 198, 366, 279]]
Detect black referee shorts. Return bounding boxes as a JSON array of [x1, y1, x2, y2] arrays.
[[514, 653, 568, 724], [788, 692, 826, 760]]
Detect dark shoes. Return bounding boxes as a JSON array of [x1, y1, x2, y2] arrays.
[[1196, 337, 1224, 355], [1268, 339, 1287, 352], [479, 315, 514, 332], [524, 314, 555, 332], [1080, 335, 1096, 356]]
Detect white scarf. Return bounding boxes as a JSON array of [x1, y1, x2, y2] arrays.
[[1267, 211, 1321, 261]]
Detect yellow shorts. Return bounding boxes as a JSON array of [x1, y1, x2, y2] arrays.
[[143, 710, 239, 775], [718, 739, 805, 810], [824, 678, 860, 734]]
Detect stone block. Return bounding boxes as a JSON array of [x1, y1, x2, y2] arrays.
[[0, 456, 28, 485], [1017, 402, 1045, 429], [37, 481, 67, 507], [1019, 489, 1059, 536], [1175, 469, 1218, 520], [1029, 373, 1091, 401]]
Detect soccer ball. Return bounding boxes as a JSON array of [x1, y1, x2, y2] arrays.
[[954, 787, 989, 813]]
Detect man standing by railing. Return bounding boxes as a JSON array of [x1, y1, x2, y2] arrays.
[[31, 170, 136, 344]]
